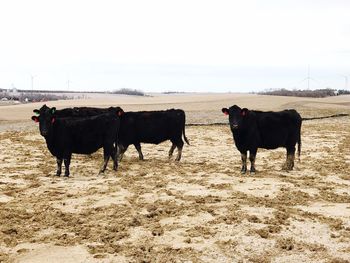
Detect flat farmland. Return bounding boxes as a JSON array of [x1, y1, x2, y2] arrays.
[[0, 93, 350, 262]]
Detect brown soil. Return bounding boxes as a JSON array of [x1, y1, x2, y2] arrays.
[[0, 93, 349, 262]]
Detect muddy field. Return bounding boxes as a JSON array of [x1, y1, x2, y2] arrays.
[[0, 94, 350, 262]]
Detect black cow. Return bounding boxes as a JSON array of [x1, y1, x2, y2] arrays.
[[31, 105, 120, 177], [222, 105, 302, 173], [118, 109, 190, 161]]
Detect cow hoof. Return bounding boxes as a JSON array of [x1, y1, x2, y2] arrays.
[[241, 170, 246, 174], [55, 173, 61, 177]]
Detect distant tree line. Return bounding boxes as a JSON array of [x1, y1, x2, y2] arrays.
[[337, 89, 350, 95], [162, 91, 186, 94], [258, 88, 350, 98], [0, 92, 70, 102], [111, 88, 145, 96]]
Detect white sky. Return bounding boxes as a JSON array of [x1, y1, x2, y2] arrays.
[[0, 0, 349, 92]]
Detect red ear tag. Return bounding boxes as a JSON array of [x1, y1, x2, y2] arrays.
[[35, 118, 39, 123], [224, 111, 229, 116], [241, 111, 246, 116], [118, 111, 123, 116], [51, 118, 55, 124]]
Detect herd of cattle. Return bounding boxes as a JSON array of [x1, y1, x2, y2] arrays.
[[31, 104, 302, 177]]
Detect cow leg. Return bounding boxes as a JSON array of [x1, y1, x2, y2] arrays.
[[285, 147, 295, 170], [56, 158, 63, 176], [134, 143, 144, 160], [249, 150, 257, 174], [240, 152, 247, 174], [288, 154, 295, 170], [175, 140, 184, 161], [168, 143, 176, 159], [112, 146, 118, 171], [63, 155, 71, 177], [99, 147, 111, 174], [118, 144, 128, 161]]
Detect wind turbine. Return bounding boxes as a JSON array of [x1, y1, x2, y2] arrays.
[[340, 74, 350, 90], [299, 65, 318, 90], [30, 74, 36, 92], [66, 73, 73, 92], [67, 79, 71, 91]]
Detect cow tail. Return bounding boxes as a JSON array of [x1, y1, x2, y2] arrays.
[[297, 133, 301, 162], [183, 125, 190, 145], [181, 111, 190, 145]]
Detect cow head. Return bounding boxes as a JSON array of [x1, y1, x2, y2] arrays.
[[115, 107, 124, 117], [31, 104, 56, 137], [222, 105, 249, 130], [108, 106, 125, 117]]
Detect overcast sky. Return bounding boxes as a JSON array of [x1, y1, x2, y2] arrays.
[[0, 0, 349, 92]]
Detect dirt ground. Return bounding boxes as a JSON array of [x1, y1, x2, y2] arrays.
[[0, 93, 349, 262]]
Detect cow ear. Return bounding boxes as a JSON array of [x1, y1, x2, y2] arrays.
[[241, 108, 249, 117], [31, 116, 39, 123], [117, 108, 124, 116], [50, 107, 56, 114], [33, 109, 40, 115], [222, 108, 229, 116]]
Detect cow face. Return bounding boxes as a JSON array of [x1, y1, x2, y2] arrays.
[[115, 107, 124, 117], [222, 105, 249, 130], [31, 104, 56, 137], [107, 106, 124, 117]]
